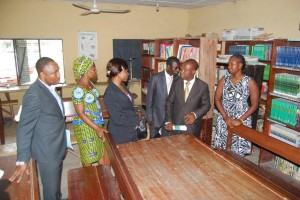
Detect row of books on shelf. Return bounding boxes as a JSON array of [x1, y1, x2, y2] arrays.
[[228, 45, 250, 56], [251, 44, 272, 60], [177, 45, 200, 62], [274, 73, 300, 98], [270, 98, 300, 127], [275, 46, 300, 68], [160, 44, 173, 59], [274, 156, 300, 181], [228, 44, 272, 61], [269, 123, 300, 147], [159, 44, 200, 62], [142, 42, 154, 55]]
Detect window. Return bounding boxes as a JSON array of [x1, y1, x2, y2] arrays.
[[0, 39, 65, 87]]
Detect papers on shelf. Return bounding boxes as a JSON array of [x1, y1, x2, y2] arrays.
[[217, 54, 265, 65]]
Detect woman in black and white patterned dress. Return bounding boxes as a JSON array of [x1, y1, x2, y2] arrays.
[[213, 54, 259, 156]]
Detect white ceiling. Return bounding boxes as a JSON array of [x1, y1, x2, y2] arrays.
[[69, 0, 244, 9]]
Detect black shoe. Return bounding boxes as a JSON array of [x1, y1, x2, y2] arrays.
[[153, 133, 161, 138]]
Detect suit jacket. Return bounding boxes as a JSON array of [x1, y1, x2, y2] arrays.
[[17, 79, 67, 163], [104, 81, 139, 144], [146, 71, 178, 127], [165, 78, 211, 137]]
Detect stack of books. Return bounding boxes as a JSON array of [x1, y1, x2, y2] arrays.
[[274, 73, 300, 98], [270, 123, 300, 147]]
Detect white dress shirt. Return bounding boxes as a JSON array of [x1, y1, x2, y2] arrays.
[[165, 70, 173, 95], [39, 79, 64, 115]]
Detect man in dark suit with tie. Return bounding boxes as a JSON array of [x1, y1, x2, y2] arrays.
[[146, 56, 180, 138], [9, 57, 67, 200], [165, 59, 211, 137]]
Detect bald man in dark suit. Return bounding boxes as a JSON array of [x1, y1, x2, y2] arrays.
[[165, 59, 211, 137]]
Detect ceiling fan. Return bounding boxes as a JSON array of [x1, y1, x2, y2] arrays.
[[73, 0, 131, 16]]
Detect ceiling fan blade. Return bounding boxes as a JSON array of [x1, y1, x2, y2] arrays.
[[99, 9, 131, 13], [73, 3, 91, 11], [81, 11, 93, 16]]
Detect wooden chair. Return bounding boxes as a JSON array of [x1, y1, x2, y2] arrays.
[[1, 99, 18, 123]]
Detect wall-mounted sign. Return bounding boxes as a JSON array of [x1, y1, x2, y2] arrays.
[[78, 31, 98, 60]]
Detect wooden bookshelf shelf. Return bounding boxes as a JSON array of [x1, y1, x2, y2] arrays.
[[260, 39, 300, 181]]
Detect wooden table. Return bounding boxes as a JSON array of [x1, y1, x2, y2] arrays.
[[0, 155, 39, 200], [116, 134, 296, 200]]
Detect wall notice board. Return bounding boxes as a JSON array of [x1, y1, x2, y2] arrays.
[[78, 32, 98, 60]]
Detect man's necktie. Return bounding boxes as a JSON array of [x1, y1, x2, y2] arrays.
[[184, 81, 190, 102]]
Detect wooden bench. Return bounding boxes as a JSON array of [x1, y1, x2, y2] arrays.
[[68, 131, 142, 200], [0, 155, 39, 199], [68, 165, 121, 200]]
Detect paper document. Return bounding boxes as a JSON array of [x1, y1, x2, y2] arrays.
[[0, 169, 4, 179], [66, 129, 74, 150], [173, 125, 187, 131]]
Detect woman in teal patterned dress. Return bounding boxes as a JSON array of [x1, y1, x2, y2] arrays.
[[72, 56, 108, 167]]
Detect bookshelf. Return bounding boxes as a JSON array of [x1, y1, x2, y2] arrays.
[[223, 40, 288, 130], [141, 40, 154, 105], [141, 37, 217, 145], [224, 40, 277, 94], [260, 39, 300, 181]]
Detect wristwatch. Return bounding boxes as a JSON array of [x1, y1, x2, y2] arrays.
[[16, 161, 26, 166]]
